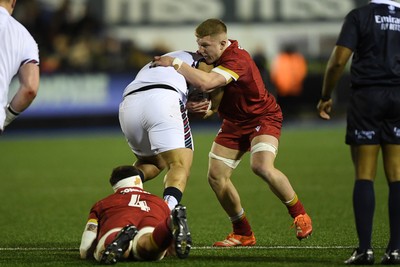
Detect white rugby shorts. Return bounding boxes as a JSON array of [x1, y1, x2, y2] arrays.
[[119, 89, 192, 156]]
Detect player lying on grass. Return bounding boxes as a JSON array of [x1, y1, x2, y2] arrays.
[[79, 165, 192, 264]]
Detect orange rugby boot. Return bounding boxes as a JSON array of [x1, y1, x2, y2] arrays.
[[292, 213, 313, 240], [213, 232, 256, 247]]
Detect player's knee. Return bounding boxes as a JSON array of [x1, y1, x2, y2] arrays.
[[207, 171, 219, 188], [383, 166, 400, 182], [251, 160, 280, 184], [250, 142, 278, 179], [207, 152, 237, 190], [251, 164, 271, 180], [208, 172, 235, 198], [386, 173, 400, 183], [207, 171, 227, 192]]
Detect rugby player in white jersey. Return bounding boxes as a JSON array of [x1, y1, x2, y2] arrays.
[[0, 0, 40, 134], [119, 50, 221, 210]]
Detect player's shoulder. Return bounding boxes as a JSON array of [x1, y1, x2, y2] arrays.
[[6, 14, 36, 42], [350, 0, 400, 16], [221, 40, 252, 65]]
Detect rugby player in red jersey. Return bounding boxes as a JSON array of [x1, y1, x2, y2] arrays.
[[79, 165, 191, 264], [152, 18, 312, 247]]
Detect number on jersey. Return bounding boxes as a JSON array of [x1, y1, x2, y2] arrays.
[[128, 194, 150, 212]]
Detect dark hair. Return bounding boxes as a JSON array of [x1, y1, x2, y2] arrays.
[[195, 18, 227, 38], [109, 165, 142, 186]]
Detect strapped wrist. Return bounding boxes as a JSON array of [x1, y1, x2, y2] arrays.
[[4, 104, 20, 127], [7, 104, 20, 116], [172, 57, 183, 71]]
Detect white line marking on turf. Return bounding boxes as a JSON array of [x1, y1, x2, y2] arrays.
[[193, 246, 356, 249], [0, 245, 360, 251], [0, 248, 77, 251]]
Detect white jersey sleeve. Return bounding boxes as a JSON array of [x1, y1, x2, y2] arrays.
[[0, 7, 39, 129]]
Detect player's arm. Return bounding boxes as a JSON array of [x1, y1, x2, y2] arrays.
[[317, 45, 352, 120], [4, 63, 39, 127], [79, 219, 98, 259], [186, 61, 224, 118], [203, 87, 224, 119], [152, 56, 228, 92], [197, 62, 224, 118]]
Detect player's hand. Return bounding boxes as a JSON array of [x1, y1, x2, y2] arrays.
[[186, 99, 210, 118], [187, 99, 210, 113], [317, 99, 333, 120], [151, 56, 174, 68]]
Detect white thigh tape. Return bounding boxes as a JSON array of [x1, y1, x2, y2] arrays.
[[250, 142, 278, 156], [131, 227, 165, 261], [94, 227, 122, 262], [208, 152, 241, 169]]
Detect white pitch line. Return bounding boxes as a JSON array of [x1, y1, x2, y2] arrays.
[[0, 247, 77, 251], [0, 245, 362, 251], [194, 246, 356, 249]]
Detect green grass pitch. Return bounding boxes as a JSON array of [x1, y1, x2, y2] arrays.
[[0, 124, 390, 266]]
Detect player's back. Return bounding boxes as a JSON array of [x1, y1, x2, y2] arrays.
[[339, 2, 400, 87], [92, 187, 170, 237], [124, 50, 203, 100]]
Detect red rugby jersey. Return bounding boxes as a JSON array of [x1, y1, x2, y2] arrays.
[[87, 187, 170, 240], [215, 40, 277, 123]]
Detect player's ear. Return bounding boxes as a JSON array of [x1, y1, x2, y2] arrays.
[[220, 40, 226, 50]]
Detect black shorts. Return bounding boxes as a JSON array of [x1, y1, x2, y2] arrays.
[[346, 87, 400, 145]]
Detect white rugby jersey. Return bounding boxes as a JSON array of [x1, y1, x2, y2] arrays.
[[124, 50, 203, 104], [0, 7, 39, 124]]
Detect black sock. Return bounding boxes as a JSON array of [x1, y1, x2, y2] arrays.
[[388, 181, 400, 250], [353, 179, 375, 251], [163, 186, 183, 203]]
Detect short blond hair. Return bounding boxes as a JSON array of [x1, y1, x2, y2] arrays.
[[195, 18, 227, 38]]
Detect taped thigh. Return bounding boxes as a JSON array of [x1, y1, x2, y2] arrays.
[[208, 152, 241, 169], [94, 227, 123, 262], [131, 227, 166, 261], [250, 142, 278, 156]]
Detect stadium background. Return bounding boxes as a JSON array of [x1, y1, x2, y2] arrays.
[[1, 2, 393, 266], [6, 0, 367, 132]]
